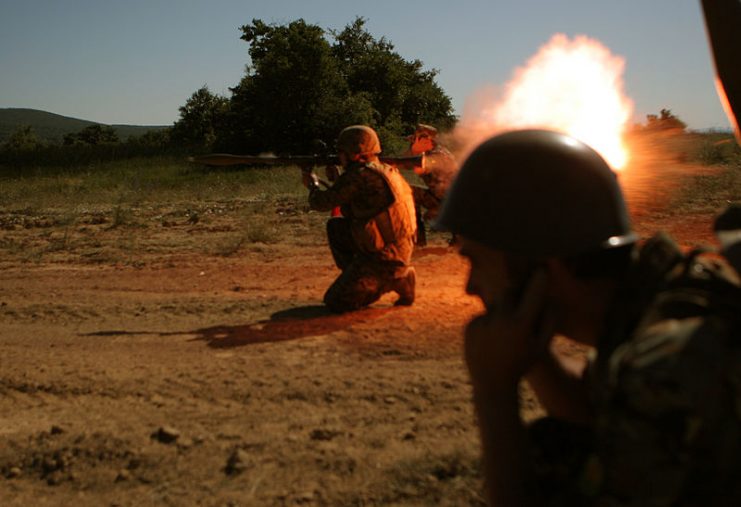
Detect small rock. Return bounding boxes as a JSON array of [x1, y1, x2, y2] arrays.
[[225, 448, 251, 475], [115, 469, 131, 482], [46, 471, 64, 486], [7, 466, 22, 478], [309, 429, 341, 441], [151, 426, 180, 444], [50, 425, 64, 435], [149, 394, 165, 407], [295, 490, 315, 503], [177, 437, 193, 450]]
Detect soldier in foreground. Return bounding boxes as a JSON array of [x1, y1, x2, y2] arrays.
[[303, 125, 417, 313], [436, 129, 741, 505], [405, 124, 458, 246]]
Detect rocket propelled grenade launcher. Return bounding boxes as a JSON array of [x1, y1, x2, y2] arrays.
[[188, 152, 426, 171]]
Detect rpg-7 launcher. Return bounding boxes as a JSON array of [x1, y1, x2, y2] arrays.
[[188, 153, 425, 172]]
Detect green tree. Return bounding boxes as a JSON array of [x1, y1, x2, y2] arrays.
[[224, 19, 368, 154], [332, 18, 456, 134], [218, 17, 455, 154], [645, 109, 687, 131], [127, 128, 172, 148], [3, 125, 44, 151], [171, 86, 228, 149], [63, 124, 119, 146]]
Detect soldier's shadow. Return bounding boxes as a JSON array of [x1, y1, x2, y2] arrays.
[[192, 305, 394, 348]]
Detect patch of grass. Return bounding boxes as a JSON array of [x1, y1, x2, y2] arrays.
[[340, 450, 485, 506], [692, 137, 741, 166], [212, 235, 247, 257], [0, 236, 44, 263], [0, 237, 28, 257], [671, 165, 741, 214], [246, 219, 280, 244], [45, 229, 71, 253], [0, 157, 306, 212], [109, 203, 134, 229]]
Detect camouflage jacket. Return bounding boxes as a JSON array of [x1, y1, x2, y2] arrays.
[[581, 232, 741, 505], [418, 145, 457, 201], [309, 160, 415, 264]]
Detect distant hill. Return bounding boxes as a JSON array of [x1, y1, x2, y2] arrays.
[[0, 108, 170, 144]]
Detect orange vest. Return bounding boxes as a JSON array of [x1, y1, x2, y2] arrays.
[[351, 161, 417, 254]]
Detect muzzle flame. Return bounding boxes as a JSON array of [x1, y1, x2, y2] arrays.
[[457, 34, 634, 169]]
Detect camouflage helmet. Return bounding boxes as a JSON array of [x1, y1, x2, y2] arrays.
[[435, 129, 637, 258], [407, 123, 438, 142], [337, 125, 382, 157], [416, 124, 438, 138]]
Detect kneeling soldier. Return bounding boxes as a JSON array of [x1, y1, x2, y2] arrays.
[[304, 125, 417, 313]]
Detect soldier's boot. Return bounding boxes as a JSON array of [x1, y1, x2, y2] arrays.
[[392, 267, 416, 306]]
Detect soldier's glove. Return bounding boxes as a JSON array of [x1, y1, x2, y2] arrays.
[[325, 164, 341, 183], [302, 170, 320, 191]]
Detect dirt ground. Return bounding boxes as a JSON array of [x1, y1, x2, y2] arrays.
[[0, 153, 724, 506]]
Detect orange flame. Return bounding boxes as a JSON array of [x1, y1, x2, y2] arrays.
[[457, 34, 634, 169]]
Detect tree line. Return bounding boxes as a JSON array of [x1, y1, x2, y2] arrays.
[[1, 17, 456, 167], [171, 17, 456, 155], [3, 16, 696, 169]]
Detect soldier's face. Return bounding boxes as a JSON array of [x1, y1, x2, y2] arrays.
[[459, 238, 510, 311], [410, 134, 434, 155], [338, 151, 350, 167], [459, 237, 541, 313]]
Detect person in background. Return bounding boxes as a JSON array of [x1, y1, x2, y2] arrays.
[[405, 124, 457, 246], [304, 125, 417, 313]]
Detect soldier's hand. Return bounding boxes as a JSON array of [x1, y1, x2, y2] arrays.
[[464, 269, 554, 393], [325, 164, 341, 183], [302, 170, 320, 191]]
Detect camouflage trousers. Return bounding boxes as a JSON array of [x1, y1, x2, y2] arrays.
[[412, 186, 442, 247], [324, 217, 405, 313], [412, 185, 442, 221]]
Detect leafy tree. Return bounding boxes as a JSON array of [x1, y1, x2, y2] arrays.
[[3, 125, 44, 151], [63, 124, 119, 146], [332, 18, 456, 134], [171, 86, 228, 149], [645, 109, 687, 131], [127, 128, 172, 148], [224, 19, 366, 154], [215, 17, 455, 154]]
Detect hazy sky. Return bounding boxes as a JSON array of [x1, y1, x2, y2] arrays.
[[0, 0, 731, 130]]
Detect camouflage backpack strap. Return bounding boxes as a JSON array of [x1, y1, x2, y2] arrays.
[[588, 231, 741, 504], [598, 232, 685, 353]]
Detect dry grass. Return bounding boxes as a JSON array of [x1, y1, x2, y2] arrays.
[[0, 158, 330, 265], [1, 134, 739, 267]]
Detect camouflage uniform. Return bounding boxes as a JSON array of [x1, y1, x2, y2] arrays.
[[309, 160, 416, 313], [412, 145, 457, 245], [532, 232, 741, 506], [412, 145, 457, 219]]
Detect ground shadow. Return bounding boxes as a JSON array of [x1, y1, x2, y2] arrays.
[[191, 304, 395, 348]]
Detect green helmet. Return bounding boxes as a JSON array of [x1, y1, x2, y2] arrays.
[[435, 129, 636, 258], [337, 125, 382, 157]]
